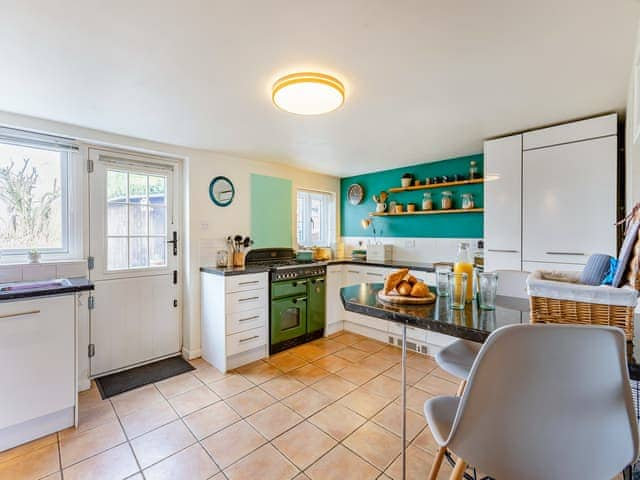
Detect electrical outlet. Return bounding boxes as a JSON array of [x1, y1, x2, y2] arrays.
[[405, 239, 416, 248]]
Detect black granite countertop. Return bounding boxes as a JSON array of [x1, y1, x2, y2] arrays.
[[341, 282, 640, 381], [200, 265, 272, 276], [0, 277, 94, 301], [329, 258, 440, 272]]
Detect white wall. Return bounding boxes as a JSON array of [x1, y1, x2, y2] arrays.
[[0, 110, 340, 362], [627, 19, 640, 211]]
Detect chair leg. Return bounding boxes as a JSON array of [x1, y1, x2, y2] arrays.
[[449, 457, 468, 480], [456, 379, 467, 397], [428, 446, 446, 480]]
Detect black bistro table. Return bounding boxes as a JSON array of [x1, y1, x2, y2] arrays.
[[340, 283, 640, 480]]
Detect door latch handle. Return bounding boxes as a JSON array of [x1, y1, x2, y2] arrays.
[[167, 231, 178, 256]]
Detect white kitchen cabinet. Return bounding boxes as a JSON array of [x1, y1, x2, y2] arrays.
[[522, 135, 617, 265], [325, 265, 345, 335], [0, 294, 76, 451], [201, 272, 269, 372], [522, 114, 617, 150], [484, 134, 523, 271], [344, 266, 364, 286]]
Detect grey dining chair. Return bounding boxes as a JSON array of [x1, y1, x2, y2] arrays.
[[435, 269, 530, 394], [425, 324, 639, 480]]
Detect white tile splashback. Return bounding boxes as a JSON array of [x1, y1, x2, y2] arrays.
[[341, 236, 483, 264], [0, 260, 87, 283]]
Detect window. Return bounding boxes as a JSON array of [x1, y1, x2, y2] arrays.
[[296, 189, 335, 247], [106, 169, 168, 270], [0, 141, 69, 254]]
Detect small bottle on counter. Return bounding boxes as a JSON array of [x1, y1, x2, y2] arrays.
[[441, 191, 453, 209], [422, 192, 433, 210], [469, 160, 479, 179]]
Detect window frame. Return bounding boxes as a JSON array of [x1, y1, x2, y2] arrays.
[[296, 188, 336, 248], [0, 141, 74, 259]]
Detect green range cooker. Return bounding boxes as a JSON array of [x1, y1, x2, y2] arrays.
[[243, 248, 326, 354]]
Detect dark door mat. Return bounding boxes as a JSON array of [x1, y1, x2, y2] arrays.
[[95, 356, 195, 399]]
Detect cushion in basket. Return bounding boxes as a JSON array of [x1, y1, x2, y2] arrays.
[[602, 257, 618, 286], [612, 220, 640, 288], [580, 254, 614, 286]]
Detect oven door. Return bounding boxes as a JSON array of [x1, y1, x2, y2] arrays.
[[271, 295, 307, 345]]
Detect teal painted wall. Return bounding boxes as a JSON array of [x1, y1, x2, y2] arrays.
[[341, 154, 484, 238], [251, 174, 292, 248]]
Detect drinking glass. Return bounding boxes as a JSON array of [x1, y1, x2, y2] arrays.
[[436, 266, 452, 296], [447, 272, 467, 310], [478, 272, 499, 310]]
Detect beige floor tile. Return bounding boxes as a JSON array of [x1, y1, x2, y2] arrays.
[[168, 385, 220, 417], [208, 375, 253, 399], [224, 444, 298, 480], [266, 352, 308, 372], [335, 365, 379, 385], [111, 384, 166, 417], [183, 402, 241, 439], [332, 332, 367, 345], [337, 388, 392, 418], [234, 360, 282, 384], [281, 387, 333, 418], [309, 338, 346, 355], [411, 427, 439, 455], [272, 421, 336, 470], [333, 347, 370, 363], [414, 374, 458, 396], [246, 403, 303, 440], [40, 472, 62, 480], [351, 338, 387, 353], [306, 445, 379, 480], [143, 443, 219, 480], [357, 354, 398, 374], [155, 373, 203, 398], [119, 398, 179, 439], [289, 343, 328, 362], [130, 420, 195, 468], [287, 363, 330, 385], [201, 420, 266, 469], [383, 364, 429, 385], [209, 473, 226, 480], [0, 442, 60, 479], [430, 366, 461, 383], [293, 473, 311, 480], [399, 387, 433, 415], [192, 363, 227, 384], [76, 401, 118, 433], [77, 384, 105, 411], [63, 443, 138, 480], [311, 374, 357, 401], [260, 375, 306, 399], [344, 421, 401, 470], [60, 420, 126, 467], [312, 354, 353, 373], [405, 354, 438, 373], [224, 386, 277, 417], [385, 445, 452, 480], [0, 432, 57, 464], [360, 375, 401, 401], [372, 403, 426, 443], [308, 404, 366, 441]]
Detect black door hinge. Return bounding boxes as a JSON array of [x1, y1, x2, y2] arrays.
[[88, 344, 95, 358], [173, 270, 178, 285], [173, 299, 178, 308]]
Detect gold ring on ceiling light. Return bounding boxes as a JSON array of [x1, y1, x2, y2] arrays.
[[272, 72, 345, 115]]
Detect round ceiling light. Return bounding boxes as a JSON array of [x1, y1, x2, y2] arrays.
[[272, 72, 345, 115]]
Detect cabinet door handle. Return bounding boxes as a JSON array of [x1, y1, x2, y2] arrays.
[[366, 272, 383, 277], [292, 297, 307, 304], [238, 315, 260, 322], [292, 281, 308, 287], [238, 296, 259, 302], [545, 251, 585, 256], [347, 270, 360, 274], [239, 335, 260, 343], [238, 280, 260, 286], [0, 309, 40, 319], [487, 249, 519, 253]]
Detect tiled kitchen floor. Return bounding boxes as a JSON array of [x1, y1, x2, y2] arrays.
[[0, 331, 626, 480]]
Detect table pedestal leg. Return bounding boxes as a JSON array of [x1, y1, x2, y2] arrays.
[[401, 324, 407, 480]]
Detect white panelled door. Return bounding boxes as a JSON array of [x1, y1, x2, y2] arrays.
[[88, 148, 181, 376]]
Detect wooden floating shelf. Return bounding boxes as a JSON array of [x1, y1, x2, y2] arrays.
[[370, 208, 484, 217], [388, 178, 484, 193]]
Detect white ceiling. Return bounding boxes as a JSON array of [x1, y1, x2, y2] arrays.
[[0, 1, 638, 177]]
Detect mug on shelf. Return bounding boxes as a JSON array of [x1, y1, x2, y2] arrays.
[[395, 203, 404, 214], [376, 202, 387, 213]]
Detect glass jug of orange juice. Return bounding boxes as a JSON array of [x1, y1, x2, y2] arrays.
[[453, 242, 474, 302]]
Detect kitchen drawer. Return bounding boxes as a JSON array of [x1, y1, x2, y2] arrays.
[[226, 308, 266, 335], [226, 326, 266, 356], [412, 271, 435, 286], [225, 273, 267, 293], [362, 267, 388, 283], [226, 289, 267, 314], [348, 312, 389, 332]]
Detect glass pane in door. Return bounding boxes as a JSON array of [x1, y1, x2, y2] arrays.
[[281, 307, 301, 330]]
